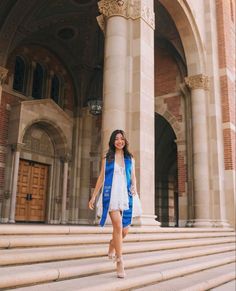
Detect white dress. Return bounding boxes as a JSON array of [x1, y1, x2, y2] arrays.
[[96, 158, 142, 218], [109, 162, 129, 212]]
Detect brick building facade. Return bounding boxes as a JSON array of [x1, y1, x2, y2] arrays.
[[0, 0, 235, 228]]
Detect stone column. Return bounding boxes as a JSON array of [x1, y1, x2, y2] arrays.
[[69, 115, 83, 224], [0, 66, 8, 104], [185, 74, 213, 227], [180, 84, 195, 226], [98, 0, 128, 151], [98, 0, 159, 226], [9, 143, 23, 223], [0, 67, 8, 220], [61, 155, 69, 224], [176, 139, 188, 227]]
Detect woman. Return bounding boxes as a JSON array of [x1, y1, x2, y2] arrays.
[[88, 129, 139, 278]]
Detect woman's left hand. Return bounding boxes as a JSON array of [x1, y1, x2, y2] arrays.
[[130, 184, 137, 195], [88, 196, 95, 210]]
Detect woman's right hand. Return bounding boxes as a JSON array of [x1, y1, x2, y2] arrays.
[[88, 196, 95, 210]]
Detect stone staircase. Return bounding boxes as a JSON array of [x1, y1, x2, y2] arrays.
[[0, 224, 235, 291]]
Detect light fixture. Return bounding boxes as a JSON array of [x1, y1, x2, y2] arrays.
[[88, 99, 103, 115], [87, 65, 103, 115]]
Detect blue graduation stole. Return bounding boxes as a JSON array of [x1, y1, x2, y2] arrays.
[[100, 156, 133, 228]]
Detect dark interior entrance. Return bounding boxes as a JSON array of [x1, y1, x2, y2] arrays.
[[155, 113, 178, 227]]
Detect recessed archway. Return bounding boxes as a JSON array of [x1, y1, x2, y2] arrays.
[[155, 113, 178, 227], [158, 0, 206, 75]]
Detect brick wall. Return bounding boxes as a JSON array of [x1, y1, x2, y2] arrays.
[[216, 0, 236, 171], [0, 91, 19, 200], [155, 46, 181, 96], [155, 45, 186, 195]]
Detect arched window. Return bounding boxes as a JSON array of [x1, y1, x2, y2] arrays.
[[51, 74, 60, 104], [32, 63, 44, 99], [13, 56, 26, 93]]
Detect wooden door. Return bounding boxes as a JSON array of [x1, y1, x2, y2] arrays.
[[15, 159, 48, 222], [15, 160, 30, 221]]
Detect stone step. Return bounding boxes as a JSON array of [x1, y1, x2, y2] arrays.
[[9, 252, 236, 291], [1, 231, 235, 249], [212, 280, 236, 291], [0, 224, 234, 235], [135, 262, 235, 290], [1, 237, 235, 266], [0, 244, 234, 289]]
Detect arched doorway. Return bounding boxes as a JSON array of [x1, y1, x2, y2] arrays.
[[155, 113, 178, 227], [4, 98, 73, 224], [15, 124, 54, 222]]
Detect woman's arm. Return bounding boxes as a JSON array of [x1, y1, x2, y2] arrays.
[[131, 158, 138, 195], [88, 158, 105, 210]]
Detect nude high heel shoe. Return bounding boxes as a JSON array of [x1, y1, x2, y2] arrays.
[[115, 256, 126, 278]]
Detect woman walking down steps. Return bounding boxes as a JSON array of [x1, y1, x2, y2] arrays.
[[88, 129, 142, 278]]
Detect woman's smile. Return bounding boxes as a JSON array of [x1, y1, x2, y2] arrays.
[[114, 133, 125, 149]]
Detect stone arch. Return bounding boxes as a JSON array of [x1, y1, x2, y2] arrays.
[[20, 118, 69, 157], [155, 105, 184, 142], [22, 124, 55, 157], [159, 0, 206, 75]]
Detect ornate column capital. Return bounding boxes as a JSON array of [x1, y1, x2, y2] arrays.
[[0, 66, 8, 85], [97, 0, 155, 32], [60, 152, 71, 163], [185, 74, 210, 91], [11, 143, 25, 152]]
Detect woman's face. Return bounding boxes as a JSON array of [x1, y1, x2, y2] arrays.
[[114, 133, 125, 150]]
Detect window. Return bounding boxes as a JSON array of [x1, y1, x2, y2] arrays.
[[51, 74, 60, 104], [32, 63, 44, 99], [13, 56, 26, 93]]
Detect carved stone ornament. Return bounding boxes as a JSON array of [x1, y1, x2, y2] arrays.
[[97, 0, 155, 29], [96, 14, 106, 33], [0, 66, 8, 85], [185, 74, 210, 91]]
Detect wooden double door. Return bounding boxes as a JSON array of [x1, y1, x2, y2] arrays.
[[15, 159, 49, 222]]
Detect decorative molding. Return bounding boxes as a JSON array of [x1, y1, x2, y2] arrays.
[[0, 66, 8, 85], [185, 74, 209, 91], [97, 0, 155, 29]]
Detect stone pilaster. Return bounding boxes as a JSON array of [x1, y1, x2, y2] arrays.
[[185, 74, 213, 227], [9, 143, 24, 223], [78, 108, 93, 224], [0, 67, 8, 219], [0, 66, 8, 104], [61, 154, 70, 224]]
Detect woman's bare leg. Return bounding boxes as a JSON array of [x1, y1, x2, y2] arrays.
[[109, 210, 126, 277], [108, 226, 129, 256], [109, 211, 123, 257]]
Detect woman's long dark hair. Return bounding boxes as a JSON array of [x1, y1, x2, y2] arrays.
[[106, 129, 133, 161]]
